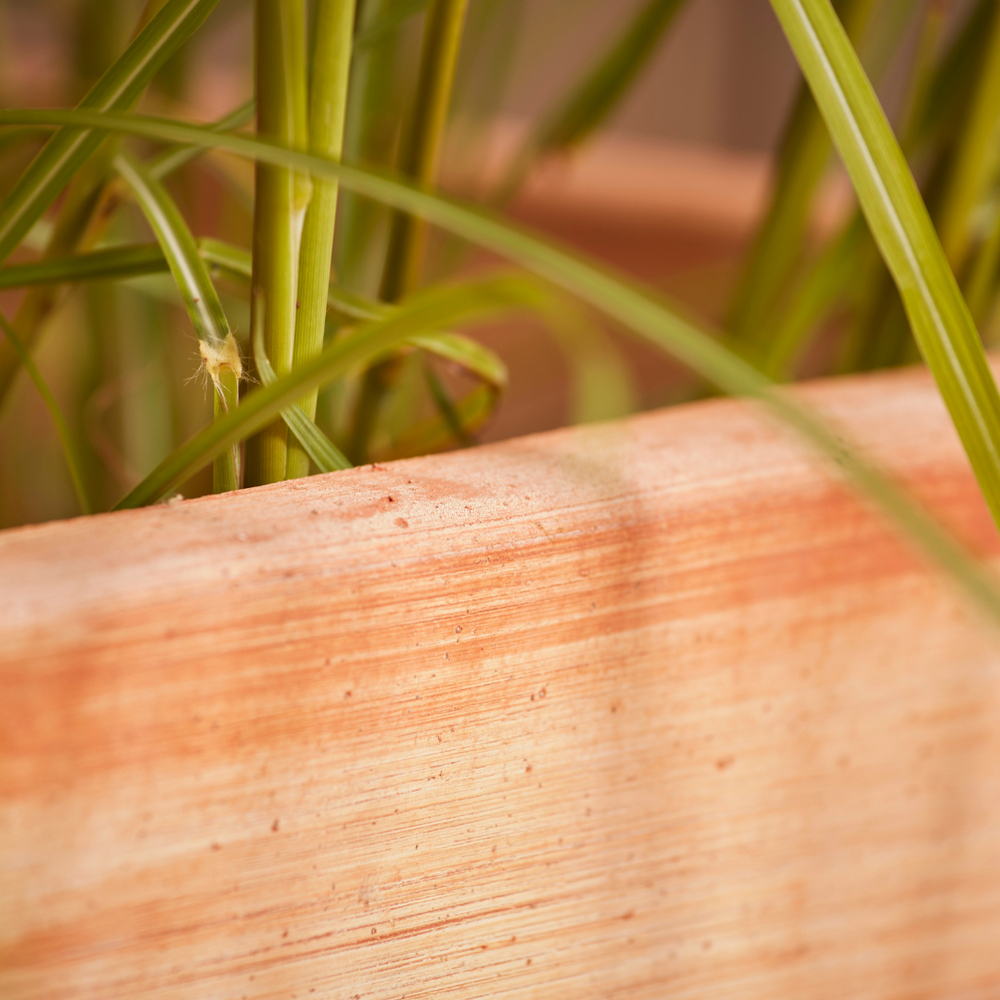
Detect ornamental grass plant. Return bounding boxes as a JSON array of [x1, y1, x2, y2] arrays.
[[3, 0, 1000, 624]]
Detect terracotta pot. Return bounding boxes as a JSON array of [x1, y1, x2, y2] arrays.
[[3, 357, 999, 999]]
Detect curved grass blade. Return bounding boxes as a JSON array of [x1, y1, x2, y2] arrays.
[[393, 381, 495, 456], [115, 153, 235, 355], [407, 331, 507, 390], [252, 294, 351, 473], [114, 149, 240, 491], [0, 0, 221, 267], [114, 273, 545, 508], [0, 311, 91, 515], [423, 361, 477, 448], [7, 106, 1000, 628], [769, 0, 1000, 530], [495, 0, 686, 202]]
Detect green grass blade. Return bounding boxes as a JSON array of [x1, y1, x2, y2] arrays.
[[768, 0, 991, 382], [252, 295, 351, 472], [407, 331, 507, 389], [114, 273, 542, 508], [727, 0, 877, 347], [0, 0, 221, 267], [495, 0, 686, 202], [115, 152, 233, 353], [935, 4, 1000, 271], [0, 243, 168, 288], [764, 213, 867, 379], [769, 0, 1000, 532], [114, 149, 240, 492], [246, 0, 311, 486], [8, 107, 1000, 628], [287, 0, 356, 480], [353, 0, 425, 50], [0, 311, 91, 515], [396, 380, 496, 455], [333, 0, 413, 298], [914, 0, 993, 154], [380, 0, 470, 301]]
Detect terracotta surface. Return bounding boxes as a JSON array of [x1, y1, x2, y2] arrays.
[[3, 364, 1000, 999]]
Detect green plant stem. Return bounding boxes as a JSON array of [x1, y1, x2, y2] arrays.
[[353, 0, 426, 50], [333, 0, 413, 298], [117, 273, 538, 508], [0, 312, 92, 515], [114, 150, 240, 492], [764, 212, 865, 379], [286, 0, 355, 480], [727, 0, 875, 348], [935, 3, 1000, 273], [244, 0, 311, 487], [380, 0, 469, 301], [796, 0, 984, 378], [350, 0, 469, 463]]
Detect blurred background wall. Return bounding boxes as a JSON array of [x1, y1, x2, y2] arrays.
[[0, 0, 802, 150]]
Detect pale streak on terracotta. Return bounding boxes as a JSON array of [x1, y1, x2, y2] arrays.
[[2, 364, 1000, 999]]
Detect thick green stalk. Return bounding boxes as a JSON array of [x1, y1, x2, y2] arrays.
[[333, 0, 414, 297], [727, 0, 875, 348], [286, 0, 355, 480], [244, 0, 311, 487], [380, 0, 469, 301], [351, 0, 469, 462]]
